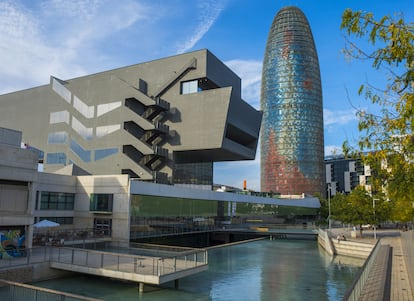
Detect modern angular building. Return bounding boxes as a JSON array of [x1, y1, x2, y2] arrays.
[[0, 127, 320, 252], [260, 6, 325, 196], [0, 49, 262, 188], [325, 155, 372, 197]]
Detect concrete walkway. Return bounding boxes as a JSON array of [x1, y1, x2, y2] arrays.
[[381, 236, 413, 301], [336, 229, 413, 301]]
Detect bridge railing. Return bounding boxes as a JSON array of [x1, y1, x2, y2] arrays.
[[0, 247, 50, 269], [0, 279, 102, 301], [155, 249, 208, 276], [49, 247, 207, 277]]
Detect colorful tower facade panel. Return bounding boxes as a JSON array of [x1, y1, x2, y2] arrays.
[[260, 7, 325, 196]]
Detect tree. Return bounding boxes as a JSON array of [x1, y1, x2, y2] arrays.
[[331, 188, 391, 228], [340, 9, 414, 222]]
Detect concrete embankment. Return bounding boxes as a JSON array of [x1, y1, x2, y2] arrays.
[[318, 229, 374, 258]]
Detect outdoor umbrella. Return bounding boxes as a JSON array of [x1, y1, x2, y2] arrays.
[[33, 220, 60, 228]]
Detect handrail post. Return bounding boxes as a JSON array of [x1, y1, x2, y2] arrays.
[[27, 248, 31, 265]]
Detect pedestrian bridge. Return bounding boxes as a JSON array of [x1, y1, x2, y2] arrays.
[[48, 246, 208, 288]]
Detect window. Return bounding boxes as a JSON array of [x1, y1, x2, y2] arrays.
[[181, 80, 198, 94], [46, 153, 66, 165], [47, 131, 68, 144], [52, 78, 71, 103], [70, 139, 91, 162], [39, 216, 73, 225], [90, 194, 113, 212], [38, 192, 75, 210], [97, 101, 122, 117], [96, 125, 120, 138], [95, 148, 118, 161], [94, 218, 112, 236], [50, 111, 70, 124], [73, 96, 94, 118], [71, 117, 93, 140], [181, 78, 219, 94]]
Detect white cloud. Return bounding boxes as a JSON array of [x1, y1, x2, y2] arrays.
[[323, 108, 357, 126], [225, 59, 262, 109], [0, 0, 154, 94], [175, 0, 226, 54]]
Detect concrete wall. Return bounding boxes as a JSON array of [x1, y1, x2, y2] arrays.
[[331, 239, 374, 258], [317, 229, 374, 258], [76, 174, 130, 242], [0, 132, 38, 247]]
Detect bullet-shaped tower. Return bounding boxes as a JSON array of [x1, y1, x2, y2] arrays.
[[260, 6, 324, 196]]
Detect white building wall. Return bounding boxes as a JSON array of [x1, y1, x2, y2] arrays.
[[76, 175, 130, 242]]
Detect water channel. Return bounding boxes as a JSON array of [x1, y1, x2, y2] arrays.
[[35, 239, 364, 301]]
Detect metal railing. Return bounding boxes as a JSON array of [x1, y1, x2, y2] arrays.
[[0, 279, 102, 301], [0, 247, 51, 269], [341, 239, 381, 301], [49, 246, 207, 277], [33, 228, 111, 246], [401, 230, 414, 293]]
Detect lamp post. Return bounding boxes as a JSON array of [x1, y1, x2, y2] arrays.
[[373, 198, 379, 240], [327, 183, 331, 230]]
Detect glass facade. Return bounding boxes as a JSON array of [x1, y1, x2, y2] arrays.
[[129, 194, 318, 238], [38, 191, 75, 210], [90, 194, 113, 212], [173, 162, 213, 186], [260, 6, 324, 196]]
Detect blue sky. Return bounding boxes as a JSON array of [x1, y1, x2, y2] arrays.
[[0, 0, 412, 191]]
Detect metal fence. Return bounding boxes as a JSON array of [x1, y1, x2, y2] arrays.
[[401, 230, 414, 293], [341, 240, 381, 301], [0, 279, 102, 301], [33, 228, 111, 246], [49, 246, 207, 277], [0, 247, 51, 269]]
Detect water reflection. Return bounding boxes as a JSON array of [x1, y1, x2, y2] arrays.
[[34, 240, 362, 301]]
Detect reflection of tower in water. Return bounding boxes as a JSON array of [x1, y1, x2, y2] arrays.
[[260, 6, 325, 196]]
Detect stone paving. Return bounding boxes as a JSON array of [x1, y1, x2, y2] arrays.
[[381, 236, 413, 301], [348, 230, 413, 301]]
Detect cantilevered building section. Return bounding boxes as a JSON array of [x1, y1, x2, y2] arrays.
[[0, 49, 262, 187], [260, 7, 324, 196]]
